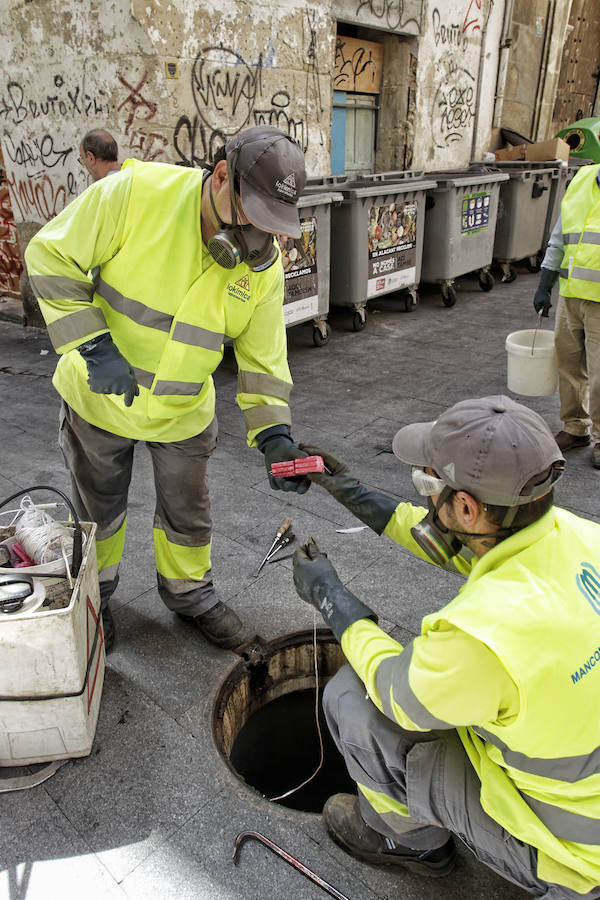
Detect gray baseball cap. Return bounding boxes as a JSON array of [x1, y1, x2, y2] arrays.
[[392, 395, 565, 506], [225, 126, 306, 238]]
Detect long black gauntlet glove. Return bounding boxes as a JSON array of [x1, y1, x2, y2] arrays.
[[299, 443, 397, 534], [293, 538, 377, 641], [78, 333, 139, 407], [533, 267, 559, 317]]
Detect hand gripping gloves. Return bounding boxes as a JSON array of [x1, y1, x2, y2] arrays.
[[299, 444, 397, 535], [256, 425, 311, 494], [533, 267, 559, 318], [293, 537, 377, 641], [78, 333, 139, 407]]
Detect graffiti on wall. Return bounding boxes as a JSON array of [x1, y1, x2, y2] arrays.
[[334, 36, 383, 94], [0, 159, 23, 299], [304, 9, 323, 123], [173, 45, 308, 167], [117, 70, 169, 162], [428, 1, 490, 153], [354, 0, 420, 33]]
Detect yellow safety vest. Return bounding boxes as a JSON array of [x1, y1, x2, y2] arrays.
[[25, 159, 292, 444], [420, 507, 600, 891], [560, 163, 600, 302]]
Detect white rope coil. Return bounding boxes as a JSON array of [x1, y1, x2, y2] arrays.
[[10, 496, 75, 566]]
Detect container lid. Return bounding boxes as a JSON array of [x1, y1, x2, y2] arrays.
[[297, 191, 344, 208], [334, 178, 438, 198], [428, 172, 510, 188]]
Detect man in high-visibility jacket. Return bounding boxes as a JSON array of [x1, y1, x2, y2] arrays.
[[293, 396, 600, 896], [534, 162, 600, 469], [25, 125, 310, 653]]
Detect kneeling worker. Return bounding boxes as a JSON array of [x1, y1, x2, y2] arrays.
[[293, 396, 600, 896], [25, 125, 310, 653]]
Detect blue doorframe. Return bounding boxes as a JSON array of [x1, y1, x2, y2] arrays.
[[331, 90, 346, 175]]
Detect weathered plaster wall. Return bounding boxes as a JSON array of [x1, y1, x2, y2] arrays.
[[411, 0, 502, 169], [332, 0, 422, 34], [0, 0, 334, 237]]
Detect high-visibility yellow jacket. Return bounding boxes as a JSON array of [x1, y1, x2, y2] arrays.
[[559, 163, 600, 302], [342, 503, 600, 892], [25, 159, 293, 444]]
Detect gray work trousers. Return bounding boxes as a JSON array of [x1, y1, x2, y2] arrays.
[[59, 402, 219, 616], [323, 666, 600, 899], [555, 296, 600, 443]]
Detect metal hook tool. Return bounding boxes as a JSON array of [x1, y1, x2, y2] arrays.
[[233, 831, 352, 900]]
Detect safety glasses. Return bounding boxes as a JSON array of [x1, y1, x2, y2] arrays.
[[411, 467, 446, 496]]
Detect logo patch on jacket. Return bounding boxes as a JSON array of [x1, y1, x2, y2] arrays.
[[227, 275, 251, 302], [577, 562, 600, 615]]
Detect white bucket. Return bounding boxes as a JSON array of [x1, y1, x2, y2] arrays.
[[505, 329, 558, 397]]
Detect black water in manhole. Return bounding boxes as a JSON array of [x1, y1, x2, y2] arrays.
[[229, 687, 356, 813], [213, 630, 357, 814]]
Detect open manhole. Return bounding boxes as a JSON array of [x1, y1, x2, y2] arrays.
[[213, 629, 356, 813]]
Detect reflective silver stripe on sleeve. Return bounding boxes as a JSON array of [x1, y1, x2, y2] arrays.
[[172, 322, 224, 352], [581, 232, 600, 245], [97, 277, 173, 332], [375, 646, 454, 729], [238, 370, 292, 402], [29, 274, 94, 301], [131, 367, 155, 390], [569, 266, 600, 283], [243, 404, 292, 431], [153, 380, 204, 396], [475, 727, 600, 782], [522, 793, 600, 844], [562, 232, 581, 245], [47, 307, 108, 348]]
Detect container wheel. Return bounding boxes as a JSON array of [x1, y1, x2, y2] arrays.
[[352, 309, 366, 331], [478, 269, 495, 292], [500, 264, 517, 284], [441, 284, 457, 308], [401, 290, 418, 312], [526, 256, 541, 274], [313, 324, 330, 347]]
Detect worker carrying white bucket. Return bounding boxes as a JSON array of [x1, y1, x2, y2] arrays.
[[293, 395, 600, 896], [25, 125, 310, 654]]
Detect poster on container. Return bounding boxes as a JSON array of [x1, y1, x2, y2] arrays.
[[367, 199, 417, 298], [279, 216, 319, 326], [461, 191, 491, 234]]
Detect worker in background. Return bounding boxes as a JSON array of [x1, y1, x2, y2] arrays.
[[534, 162, 600, 469], [25, 125, 310, 654], [79, 129, 122, 182], [293, 395, 600, 896]]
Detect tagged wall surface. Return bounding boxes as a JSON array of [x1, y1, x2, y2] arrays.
[[0, 0, 333, 233]]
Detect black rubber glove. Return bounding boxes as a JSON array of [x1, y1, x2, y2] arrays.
[[293, 538, 377, 641], [78, 333, 139, 407], [299, 443, 398, 534], [533, 267, 559, 317], [256, 425, 310, 494]]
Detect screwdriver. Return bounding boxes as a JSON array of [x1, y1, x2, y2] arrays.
[[255, 517, 291, 577], [265, 532, 295, 564]]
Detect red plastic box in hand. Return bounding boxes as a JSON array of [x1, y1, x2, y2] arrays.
[[270, 456, 325, 477]]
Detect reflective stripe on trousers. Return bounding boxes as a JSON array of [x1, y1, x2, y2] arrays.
[[58, 403, 218, 615], [323, 666, 600, 899]]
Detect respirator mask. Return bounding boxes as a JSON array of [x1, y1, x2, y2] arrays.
[[409, 467, 524, 566], [206, 146, 278, 272]]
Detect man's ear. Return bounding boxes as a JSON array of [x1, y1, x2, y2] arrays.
[[212, 159, 228, 190], [453, 490, 484, 527]]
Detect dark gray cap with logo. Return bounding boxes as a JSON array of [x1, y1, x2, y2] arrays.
[[225, 125, 306, 238], [392, 395, 565, 506]]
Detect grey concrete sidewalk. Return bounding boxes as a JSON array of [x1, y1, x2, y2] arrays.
[[0, 271, 596, 900]]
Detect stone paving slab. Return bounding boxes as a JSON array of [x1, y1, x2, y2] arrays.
[[0, 272, 588, 899]]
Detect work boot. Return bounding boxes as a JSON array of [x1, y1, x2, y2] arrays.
[[592, 444, 600, 469], [323, 794, 455, 878], [179, 601, 245, 650], [555, 430, 591, 452], [101, 606, 115, 655]]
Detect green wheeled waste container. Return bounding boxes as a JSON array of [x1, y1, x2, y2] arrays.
[[419, 168, 509, 307], [305, 176, 436, 331], [557, 118, 600, 164], [492, 162, 556, 282], [277, 192, 342, 347]]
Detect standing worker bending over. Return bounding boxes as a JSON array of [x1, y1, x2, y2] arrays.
[[26, 125, 310, 653], [534, 162, 600, 469], [293, 396, 600, 897]]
